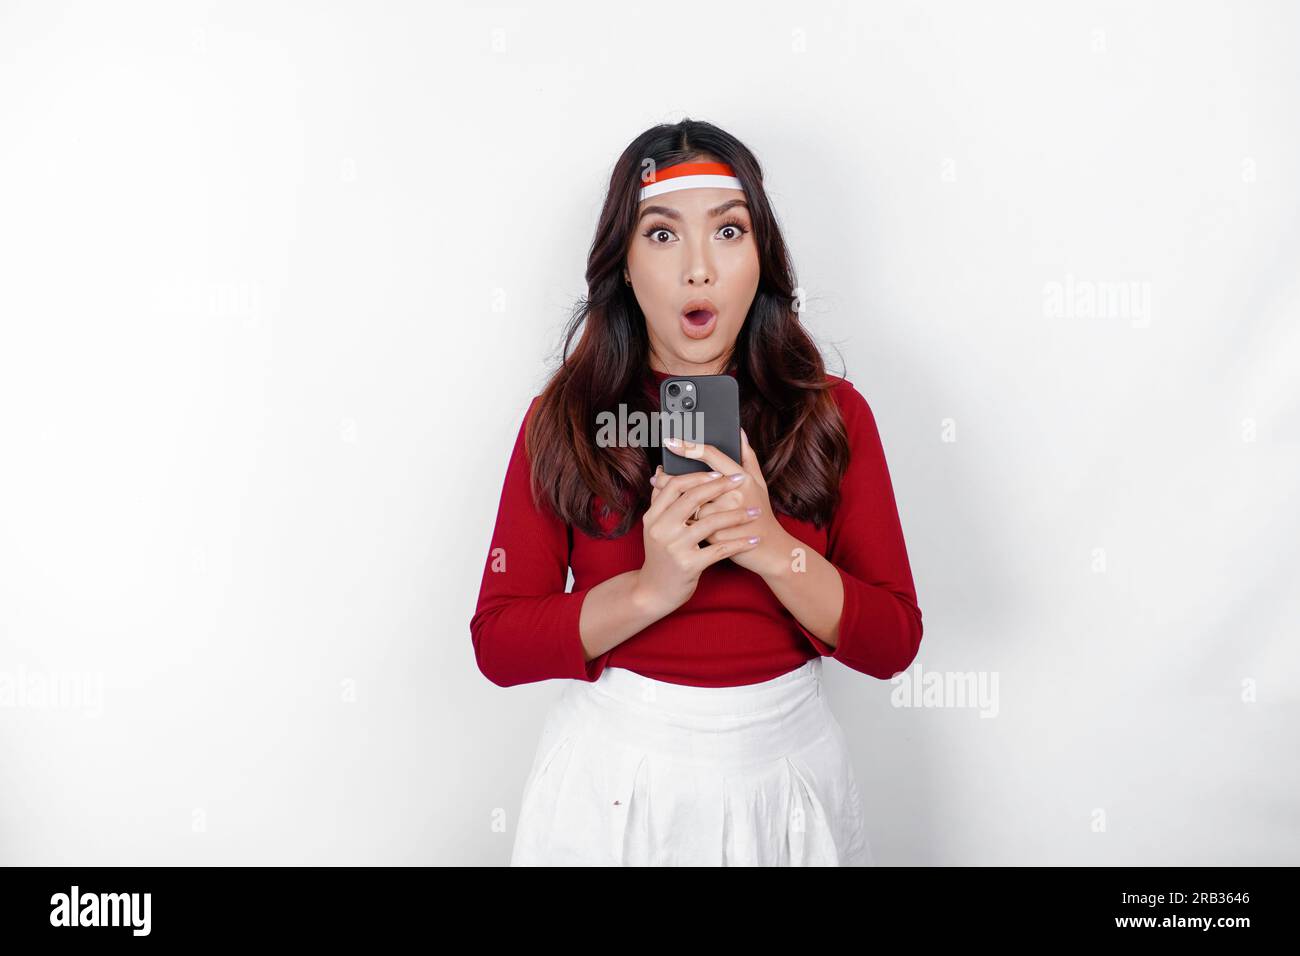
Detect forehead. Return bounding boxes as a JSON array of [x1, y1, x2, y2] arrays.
[[636, 187, 749, 219]]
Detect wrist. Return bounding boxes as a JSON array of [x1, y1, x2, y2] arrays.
[[759, 530, 800, 583], [629, 569, 674, 622]]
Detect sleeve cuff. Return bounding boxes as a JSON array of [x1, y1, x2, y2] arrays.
[[794, 565, 924, 679]]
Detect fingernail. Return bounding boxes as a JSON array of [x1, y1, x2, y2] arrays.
[[729, 473, 745, 482], [707, 471, 721, 478], [663, 437, 680, 447], [747, 536, 760, 544], [746, 506, 760, 516]]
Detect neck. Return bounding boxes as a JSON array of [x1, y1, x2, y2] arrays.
[[646, 364, 737, 382], [647, 350, 733, 379]]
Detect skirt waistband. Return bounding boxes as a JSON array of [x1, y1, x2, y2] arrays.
[[561, 658, 827, 772], [589, 657, 822, 717]]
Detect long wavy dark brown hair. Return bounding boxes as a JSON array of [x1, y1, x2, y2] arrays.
[[526, 118, 850, 540]]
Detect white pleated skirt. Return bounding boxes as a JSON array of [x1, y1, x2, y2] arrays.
[[509, 657, 875, 866]]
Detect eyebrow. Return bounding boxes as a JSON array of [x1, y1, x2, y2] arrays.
[[637, 199, 750, 223]]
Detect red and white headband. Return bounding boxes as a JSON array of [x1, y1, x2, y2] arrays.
[[638, 161, 745, 201]]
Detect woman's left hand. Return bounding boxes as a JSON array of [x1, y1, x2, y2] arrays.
[[654, 428, 794, 578]]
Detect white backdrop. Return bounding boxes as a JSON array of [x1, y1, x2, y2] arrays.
[[1, 0, 1296, 865]]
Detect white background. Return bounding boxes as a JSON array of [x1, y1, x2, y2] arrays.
[[1, 0, 1296, 865]]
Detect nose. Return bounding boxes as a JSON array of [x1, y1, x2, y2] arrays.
[[683, 244, 714, 286]]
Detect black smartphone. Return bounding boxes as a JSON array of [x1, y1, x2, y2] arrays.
[[659, 374, 741, 475]]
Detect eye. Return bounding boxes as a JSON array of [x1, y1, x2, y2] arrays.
[[716, 216, 750, 240], [643, 222, 677, 243]]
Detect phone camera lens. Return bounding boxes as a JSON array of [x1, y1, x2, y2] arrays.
[[667, 382, 681, 397], [682, 395, 695, 410]]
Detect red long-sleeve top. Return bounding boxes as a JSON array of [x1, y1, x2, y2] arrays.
[[470, 366, 923, 688]]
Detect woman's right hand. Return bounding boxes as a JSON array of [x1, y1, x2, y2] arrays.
[[633, 466, 763, 618]]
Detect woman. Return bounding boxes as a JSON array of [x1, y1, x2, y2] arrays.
[[470, 118, 923, 866]]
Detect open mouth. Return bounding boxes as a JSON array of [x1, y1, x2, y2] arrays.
[[680, 306, 718, 339]]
